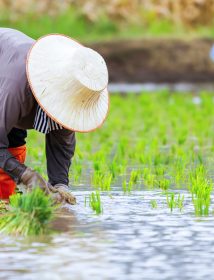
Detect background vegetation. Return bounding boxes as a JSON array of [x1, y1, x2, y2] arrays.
[[1, 0, 214, 41]]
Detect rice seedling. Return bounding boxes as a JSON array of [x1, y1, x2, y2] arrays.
[[117, 160, 128, 175], [92, 171, 103, 187], [100, 173, 113, 191], [0, 188, 55, 236], [91, 169, 112, 191], [192, 185, 212, 216], [177, 130, 187, 145], [142, 167, 151, 179], [143, 173, 156, 189], [138, 153, 148, 165], [177, 194, 185, 211], [166, 192, 184, 212], [153, 152, 170, 166], [154, 166, 166, 176], [129, 170, 141, 185], [172, 159, 187, 183], [88, 191, 103, 215], [122, 179, 133, 194], [150, 200, 158, 209], [93, 161, 102, 174], [122, 180, 128, 193], [155, 178, 170, 191], [72, 160, 83, 183], [189, 168, 212, 216], [117, 138, 128, 159], [108, 159, 117, 178], [153, 154, 161, 168]]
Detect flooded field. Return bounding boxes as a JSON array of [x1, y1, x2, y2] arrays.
[[1, 91, 214, 279], [1, 189, 214, 279]]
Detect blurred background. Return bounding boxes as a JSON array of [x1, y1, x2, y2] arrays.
[[1, 0, 214, 90]]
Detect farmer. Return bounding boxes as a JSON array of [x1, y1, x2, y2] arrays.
[[0, 28, 109, 204]]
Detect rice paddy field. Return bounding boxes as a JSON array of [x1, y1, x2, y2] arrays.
[[1, 91, 214, 279]]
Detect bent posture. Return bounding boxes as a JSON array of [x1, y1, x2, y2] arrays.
[[0, 28, 109, 203]]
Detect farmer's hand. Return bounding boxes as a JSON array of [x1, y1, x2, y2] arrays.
[[20, 167, 50, 194], [49, 184, 76, 205]]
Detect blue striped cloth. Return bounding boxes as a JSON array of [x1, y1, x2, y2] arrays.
[[33, 105, 63, 134]]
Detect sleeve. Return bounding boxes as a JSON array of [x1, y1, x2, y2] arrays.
[[45, 129, 76, 186], [0, 87, 22, 148], [0, 87, 22, 169]]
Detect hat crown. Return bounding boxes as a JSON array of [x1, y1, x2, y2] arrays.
[[70, 47, 108, 92]]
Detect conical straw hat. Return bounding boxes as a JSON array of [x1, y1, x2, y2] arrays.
[[26, 34, 109, 132]]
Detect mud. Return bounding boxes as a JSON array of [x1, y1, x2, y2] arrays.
[[89, 38, 214, 83]]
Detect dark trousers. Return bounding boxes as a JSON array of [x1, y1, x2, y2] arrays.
[[8, 128, 27, 148]]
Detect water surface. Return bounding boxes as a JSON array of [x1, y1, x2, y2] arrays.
[[1, 188, 214, 280]]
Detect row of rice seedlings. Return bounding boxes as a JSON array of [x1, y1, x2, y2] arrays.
[[24, 93, 214, 218], [142, 166, 171, 191], [76, 94, 214, 200]]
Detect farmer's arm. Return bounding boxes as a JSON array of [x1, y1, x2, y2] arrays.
[[0, 87, 26, 182], [0, 86, 51, 192], [46, 129, 76, 186]]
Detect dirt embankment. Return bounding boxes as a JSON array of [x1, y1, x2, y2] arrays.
[[88, 38, 214, 83]]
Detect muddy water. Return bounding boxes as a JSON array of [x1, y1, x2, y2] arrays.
[[0, 188, 214, 280]]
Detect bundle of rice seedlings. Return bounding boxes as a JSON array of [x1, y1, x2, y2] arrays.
[[0, 188, 55, 236]]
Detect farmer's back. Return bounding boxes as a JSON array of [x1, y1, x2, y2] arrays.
[[0, 28, 34, 83], [0, 28, 37, 133]]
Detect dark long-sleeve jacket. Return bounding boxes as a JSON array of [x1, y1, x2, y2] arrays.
[[0, 28, 76, 185]]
